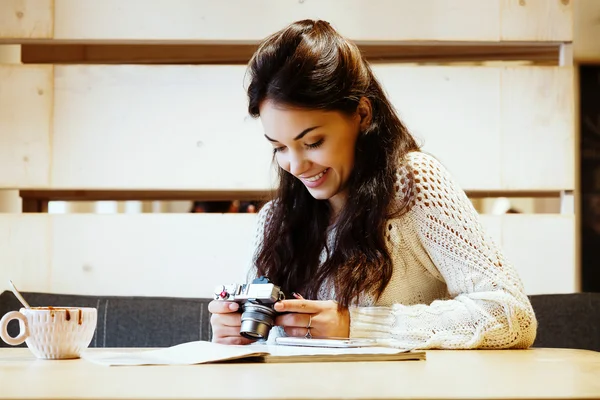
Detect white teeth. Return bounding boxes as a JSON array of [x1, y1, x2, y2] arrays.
[[305, 169, 327, 182]]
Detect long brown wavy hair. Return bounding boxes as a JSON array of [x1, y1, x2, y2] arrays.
[[246, 20, 420, 307]]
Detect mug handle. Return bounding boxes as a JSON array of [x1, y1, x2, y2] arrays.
[[0, 311, 29, 346]]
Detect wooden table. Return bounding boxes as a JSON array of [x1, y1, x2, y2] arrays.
[[0, 347, 599, 400]]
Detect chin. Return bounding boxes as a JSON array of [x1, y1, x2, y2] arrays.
[[306, 187, 337, 201]]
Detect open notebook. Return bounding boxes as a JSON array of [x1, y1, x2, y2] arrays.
[[83, 340, 426, 366]]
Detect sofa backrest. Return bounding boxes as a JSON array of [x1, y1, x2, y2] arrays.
[[1, 291, 598, 351], [528, 293, 600, 352], [0, 291, 213, 348]]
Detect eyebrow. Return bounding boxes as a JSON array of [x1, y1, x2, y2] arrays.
[[264, 126, 321, 143]]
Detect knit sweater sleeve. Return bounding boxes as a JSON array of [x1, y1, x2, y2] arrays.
[[348, 152, 538, 349]]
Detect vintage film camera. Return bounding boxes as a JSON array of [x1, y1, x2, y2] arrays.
[[214, 276, 286, 340]]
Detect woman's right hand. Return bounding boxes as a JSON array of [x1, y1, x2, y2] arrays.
[[208, 300, 255, 345]]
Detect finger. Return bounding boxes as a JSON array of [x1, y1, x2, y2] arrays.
[[275, 313, 312, 328], [210, 313, 242, 327], [212, 335, 255, 346], [211, 325, 245, 338], [284, 327, 320, 338], [274, 299, 323, 313], [208, 300, 240, 314]]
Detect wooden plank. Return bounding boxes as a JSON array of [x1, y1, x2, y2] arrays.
[[0, 214, 258, 297], [0, 65, 52, 188], [0, 190, 21, 213], [375, 66, 502, 190], [560, 43, 574, 66], [20, 44, 260, 65], [0, 44, 20, 63], [0, 65, 574, 192], [0, 0, 53, 39], [374, 65, 574, 191], [21, 198, 48, 213], [0, 0, 559, 44], [16, 190, 565, 205], [500, 214, 576, 293], [574, 0, 600, 63], [479, 213, 576, 294], [0, 0, 575, 45], [18, 190, 272, 202], [51, 0, 500, 43], [50, 64, 275, 191], [500, 0, 572, 42], [501, 66, 574, 190], [0, 214, 576, 297], [19, 43, 561, 65], [0, 215, 51, 292]]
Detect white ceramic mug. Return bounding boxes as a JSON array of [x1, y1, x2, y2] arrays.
[[0, 307, 97, 359]]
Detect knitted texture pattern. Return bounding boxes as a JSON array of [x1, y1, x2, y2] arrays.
[[251, 151, 537, 349]]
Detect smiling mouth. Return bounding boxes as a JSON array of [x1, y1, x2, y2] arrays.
[[302, 169, 328, 182]]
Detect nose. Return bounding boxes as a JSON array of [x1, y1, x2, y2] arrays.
[[288, 150, 310, 177]]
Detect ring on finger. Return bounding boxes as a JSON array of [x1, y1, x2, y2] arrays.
[[305, 314, 313, 339], [305, 328, 312, 339]]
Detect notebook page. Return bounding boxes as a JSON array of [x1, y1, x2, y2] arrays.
[[83, 341, 268, 366]]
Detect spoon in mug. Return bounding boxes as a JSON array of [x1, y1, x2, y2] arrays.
[[8, 280, 31, 309]]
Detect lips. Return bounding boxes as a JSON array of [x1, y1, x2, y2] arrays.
[[300, 168, 329, 188]]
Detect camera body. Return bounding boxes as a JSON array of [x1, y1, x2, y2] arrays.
[[214, 276, 285, 340]]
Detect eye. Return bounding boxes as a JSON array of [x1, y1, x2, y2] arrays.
[[306, 138, 324, 149], [273, 146, 286, 154]]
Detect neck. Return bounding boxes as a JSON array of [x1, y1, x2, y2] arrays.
[[328, 191, 347, 223]]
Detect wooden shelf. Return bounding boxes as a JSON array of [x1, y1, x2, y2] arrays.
[[19, 42, 563, 65], [18, 189, 566, 204]]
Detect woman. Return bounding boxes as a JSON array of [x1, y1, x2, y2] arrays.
[[208, 19, 537, 349]]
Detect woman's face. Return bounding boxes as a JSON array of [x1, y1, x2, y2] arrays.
[[259, 100, 364, 208]]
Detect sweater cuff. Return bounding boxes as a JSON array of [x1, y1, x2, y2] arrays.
[[349, 306, 396, 339]]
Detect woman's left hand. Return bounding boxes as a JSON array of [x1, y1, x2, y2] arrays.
[[273, 300, 350, 338]]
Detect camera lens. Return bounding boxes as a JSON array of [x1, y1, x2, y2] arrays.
[[239, 303, 277, 340]]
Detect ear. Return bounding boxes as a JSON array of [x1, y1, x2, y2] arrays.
[[356, 97, 372, 132]]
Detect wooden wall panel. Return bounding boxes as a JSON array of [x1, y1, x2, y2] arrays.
[[0, 0, 574, 44], [49, 214, 258, 298], [0, 0, 572, 43], [0, 0, 53, 40], [0, 65, 575, 192], [501, 214, 576, 294], [46, 65, 574, 192], [574, 0, 600, 63], [0, 65, 574, 192], [52, 0, 499, 42], [478, 214, 576, 294], [0, 214, 51, 291], [0, 214, 576, 297], [51, 65, 274, 190], [501, 66, 574, 190], [500, 0, 572, 41], [0, 65, 52, 188], [376, 66, 502, 190]]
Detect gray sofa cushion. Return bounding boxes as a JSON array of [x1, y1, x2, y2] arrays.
[[528, 293, 600, 352], [0, 291, 213, 347]]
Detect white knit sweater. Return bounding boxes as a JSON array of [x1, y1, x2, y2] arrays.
[[251, 151, 537, 349]]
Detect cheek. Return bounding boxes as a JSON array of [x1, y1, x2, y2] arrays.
[[331, 143, 356, 173], [275, 153, 290, 172]]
